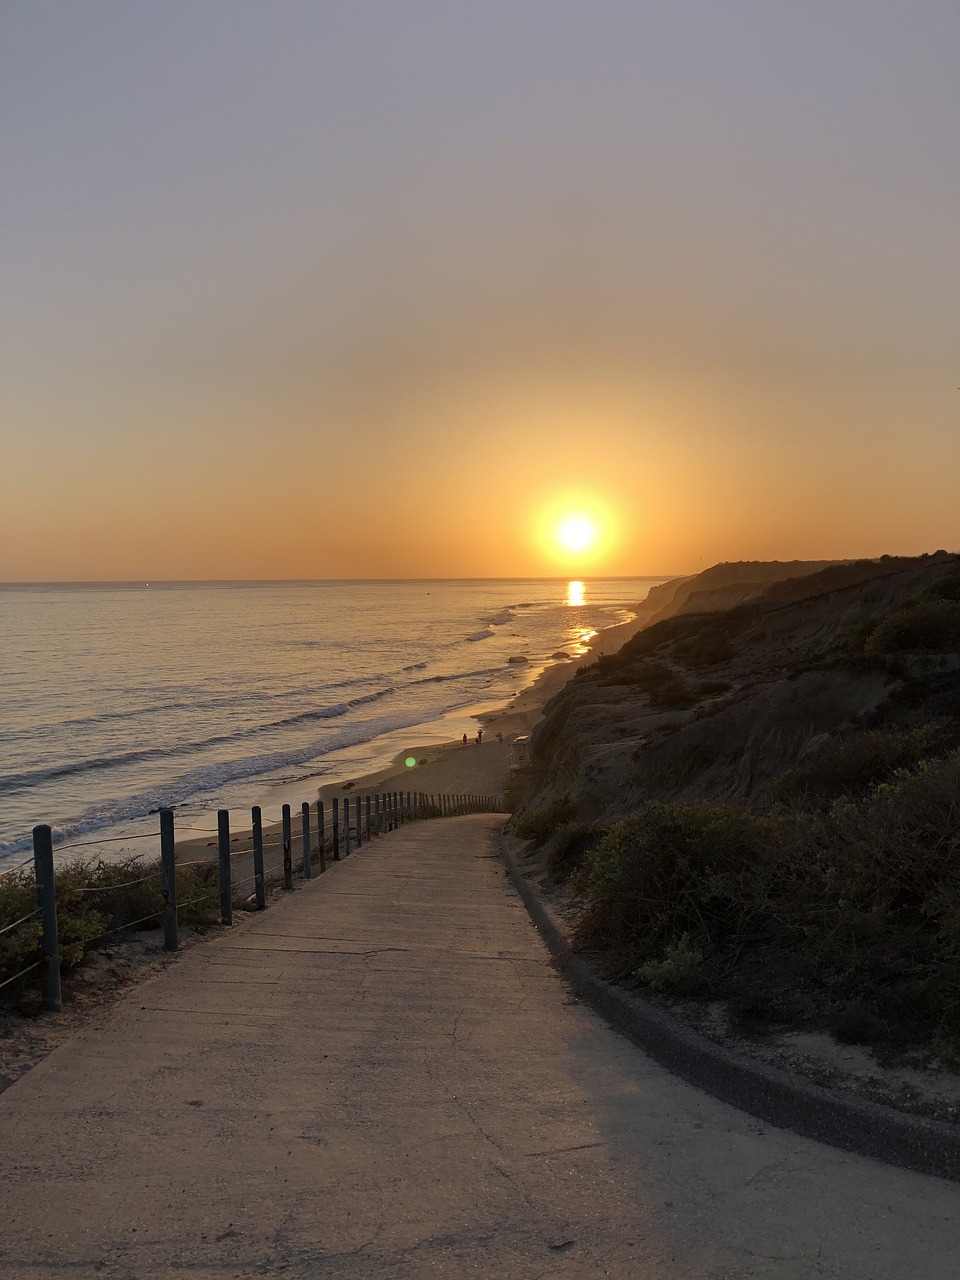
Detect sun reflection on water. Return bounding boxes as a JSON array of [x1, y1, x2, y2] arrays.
[[566, 580, 586, 607]]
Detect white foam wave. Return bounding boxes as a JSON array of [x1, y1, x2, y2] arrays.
[[0, 696, 462, 864]]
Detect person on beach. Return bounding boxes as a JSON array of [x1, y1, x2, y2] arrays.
[[496, 731, 503, 743], [476, 729, 483, 745], [462, 733, 468, 746]]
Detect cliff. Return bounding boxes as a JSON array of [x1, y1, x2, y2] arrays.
[[524, 552, 960, 822]]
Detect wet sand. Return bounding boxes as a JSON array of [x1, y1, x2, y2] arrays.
[[176, 604, 649, 870], [314, 607, 649, 806]]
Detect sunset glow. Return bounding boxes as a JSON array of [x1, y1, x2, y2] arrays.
[[557, 517, 597, 554], [1, 5, 957, 581]]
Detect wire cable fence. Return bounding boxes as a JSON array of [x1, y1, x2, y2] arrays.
[[0, 853, 39, 881], [1, 788, 503, 1010]]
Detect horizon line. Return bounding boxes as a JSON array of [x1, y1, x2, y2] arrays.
[[0, 573, 682, 587]]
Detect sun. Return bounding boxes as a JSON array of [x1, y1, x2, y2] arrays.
[[535, 496, 615, 568], [557, 515, 597, 554]]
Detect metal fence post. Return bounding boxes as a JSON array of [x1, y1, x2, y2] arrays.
[[252, 806, 266, 909], [365, 795, 371, 841], [354, 796, 361, 848], [344, 798, 351, 855], [301, 803, 312, 879], [218, 809, 233, 925], [282, 803, 293, 889], [316, 800, 326, 873], [159, 808, 178, 950], [332, 799, 340, 861], [32, 825, 61, 1012]]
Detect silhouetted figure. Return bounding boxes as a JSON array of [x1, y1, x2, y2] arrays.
[[476, 729, 483, 745], [496, 731, 503, 743], [462, 733, 468, 746]]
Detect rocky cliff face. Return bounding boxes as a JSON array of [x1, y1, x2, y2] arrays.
[[524, 553, 960, 821], [633, 559, 835, 627]]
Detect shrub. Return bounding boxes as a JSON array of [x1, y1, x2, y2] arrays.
[[776, 757, 960, 1035], [1, 855, 221, 998], [636, 934, 704, 992], [544, 820, 606, 882], [647, 676, 697, 708], [771, 724, 947, 804], [503, 767, 532, 813], [572, 801, 783, 968], [565, 757, 960, 1048], [0, 870, 46, 988], [673, 634, 736, 668], [514, 795, 575, 845], [865, 597, 960, 653]]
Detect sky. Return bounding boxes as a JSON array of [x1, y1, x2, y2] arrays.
[[2, 1, 958, 580]]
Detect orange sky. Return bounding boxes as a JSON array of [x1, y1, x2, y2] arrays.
[[2, 4, 958, 581]]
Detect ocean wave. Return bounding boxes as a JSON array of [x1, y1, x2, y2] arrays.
[[402, 661, 428, 672], [466, 629, 494, 642], [409, 665, 504, 687], [0, 671, 398, 746], [0, 687, 397, 798], [0, 696, 460, 861], [481, 609, 514, 626]]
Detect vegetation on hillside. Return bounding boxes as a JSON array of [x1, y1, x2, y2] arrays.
[[517, 556, 960, 1061], [0, 857, 220, 1004]]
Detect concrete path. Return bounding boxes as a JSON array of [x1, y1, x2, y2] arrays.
[[2, 815, 958, 1279]]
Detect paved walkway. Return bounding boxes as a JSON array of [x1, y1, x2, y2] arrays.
[[2, 815, 958, 1278]]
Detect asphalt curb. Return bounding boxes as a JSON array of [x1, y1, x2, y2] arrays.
[[499, 834, 960, 1184]]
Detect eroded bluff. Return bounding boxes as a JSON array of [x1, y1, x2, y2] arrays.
[[524, 553, 960, 821]]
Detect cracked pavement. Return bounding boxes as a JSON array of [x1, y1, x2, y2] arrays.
[[2, 814, 959, 1278]]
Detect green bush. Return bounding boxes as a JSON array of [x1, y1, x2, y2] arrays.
[[569, 755, 960, 1050], [572, 801, 782, 968], [544, 820, 606, 882], [514, 795, 574, 845], [771, 724, 947, 804], [0, 871, 45, 986], [865, 597, 960, 653], [673, 634, 736, 668], [0, 855, 221, 997], [647, 675, 697, 708], [636, 934, 704, 992]]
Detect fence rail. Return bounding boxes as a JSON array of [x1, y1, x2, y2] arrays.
[[0, 790, 501, 1010]]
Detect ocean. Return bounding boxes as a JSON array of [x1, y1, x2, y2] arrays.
[[0, 578, 664, 863]]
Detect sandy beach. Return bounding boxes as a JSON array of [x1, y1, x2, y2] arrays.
[[174, 599, 651, 871], [309, 603, 651, 809]]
